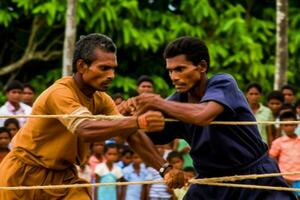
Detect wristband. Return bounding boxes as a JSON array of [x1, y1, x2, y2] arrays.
[[159, 162, 173, 177], [137, 115, 148, 129]]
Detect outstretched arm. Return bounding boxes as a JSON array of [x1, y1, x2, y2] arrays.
[[75, 111, 165, 142], [136, 94, 224, 126], [126, 130, 185, 188]]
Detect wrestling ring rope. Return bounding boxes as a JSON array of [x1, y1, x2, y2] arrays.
[[1, 114, 300, 192]]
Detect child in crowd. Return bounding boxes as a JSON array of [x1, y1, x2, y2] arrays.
[[173, 139, 193, 168], [0, 80, 32, 127], [167, 151, 187, 200], [295, 100, 300, 135], [267, 91, 284, 139], [146, 145, 172, 200], [269, 111, 300, 199], [111, 93, 124, 106], [94, 143, 122, 200], [88, 141, 105, 175], [117, 147, 133, 169], [4, 118, 20, 138], [122, 152, 148, 200], [183, 167, 197, 181], [0, 127, 11, 164]]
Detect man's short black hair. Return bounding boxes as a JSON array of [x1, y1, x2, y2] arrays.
[[111, 93, 124, 101], [245, 83, 262, 93], [164, 36, 210, 71], [137, 75, 153, 86], [281, 84, 297, 95], [103, 143, 118, 154], [23, 83, 36, 93], [0, 127, 11, 139], [72, 33, 117, 73], [183, 166, 196, 174], [279, 111, 297, 121], [4, 118, 20, 129], [5, 80, 23, 92], [267, 90, 284, 103], [167, 151, 183, 162]]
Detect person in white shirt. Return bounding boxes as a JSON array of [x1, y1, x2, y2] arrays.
[[0, 80, 32, 127]]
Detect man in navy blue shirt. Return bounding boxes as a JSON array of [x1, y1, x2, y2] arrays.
[[135, 36, 296, 199]]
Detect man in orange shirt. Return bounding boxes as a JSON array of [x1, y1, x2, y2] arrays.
[[0, 33, 184, 200]]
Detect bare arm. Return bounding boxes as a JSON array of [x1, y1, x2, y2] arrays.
[[75, 117, 137, 142], [136, 94, 224, 126], [75, 111, 165, 142], [127, 130, 166, 170]]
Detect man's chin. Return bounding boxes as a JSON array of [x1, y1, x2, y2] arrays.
[[94, 86, 108, 92], [175, 88, 188, 93]]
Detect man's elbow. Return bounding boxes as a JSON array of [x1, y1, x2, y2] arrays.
[[74, 121, 93, 142], [193, 115, 214, 126]]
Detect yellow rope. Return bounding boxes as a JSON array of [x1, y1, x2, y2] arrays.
[[0, 114, 299, 125], [193, 171, 300, 183], [1, 171, 300, 191], [0, 114, 299, 191], [198, 182, 300, 192]]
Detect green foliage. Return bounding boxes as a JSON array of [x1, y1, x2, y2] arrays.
[[29, 68, 61, 95], [1, 0, 300, 98]]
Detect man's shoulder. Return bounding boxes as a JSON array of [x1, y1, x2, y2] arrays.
[[0, 102, 8, 111], [274, 135, 289, 143], [208, 73, 236, 84], [20, 102, 32, 113]]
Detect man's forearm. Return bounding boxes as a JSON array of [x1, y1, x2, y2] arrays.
[[75, 117, 137, 142], [157, 100, 223, 126], [127, 130, 166, 171]]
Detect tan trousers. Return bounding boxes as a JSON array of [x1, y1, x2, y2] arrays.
[[0, 152, 91, 200]]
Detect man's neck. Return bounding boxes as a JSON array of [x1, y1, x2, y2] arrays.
[[287, 133, 297, 139], [106, 161, 113, 170], [133, 163, 140, 170], [188, 76, 207, 103], [73, 74, 95, 98], [8, 101, 20, 110], [94, 153, 103, 161], [250, 103, 260, 113]]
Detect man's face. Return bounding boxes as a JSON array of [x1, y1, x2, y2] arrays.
[[81, 48, 117, 91], [166, 54, 202, 93], [132, 153, 142, 165], [280, 118, 297, 137], [0, 132, 10, 149], [282, 89, 295, 104], [245, 87, 261, 105], [6, 89, 22, 104], [22, 87, 35, 105], [92, 142, 104, 154], [267, 99, 283, 115], [104, 147, 119, 163], [169, 157, 183, 170], [137, 81, 154, 94]]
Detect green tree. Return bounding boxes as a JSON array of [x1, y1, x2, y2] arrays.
[[0, 0, 300, 99]]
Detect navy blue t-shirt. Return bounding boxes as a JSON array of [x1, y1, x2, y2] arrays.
[[148, 73, 268, 177]]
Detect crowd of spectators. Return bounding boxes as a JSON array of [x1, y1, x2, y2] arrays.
[[0, 76, 300, 200]]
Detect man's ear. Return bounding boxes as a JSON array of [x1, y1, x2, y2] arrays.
[[76, 59, 88, 73], [198, 60, 207, 73]]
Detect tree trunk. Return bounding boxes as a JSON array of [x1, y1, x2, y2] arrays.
[[62, 0, 77, 76], [274, 0, 288, 90]]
